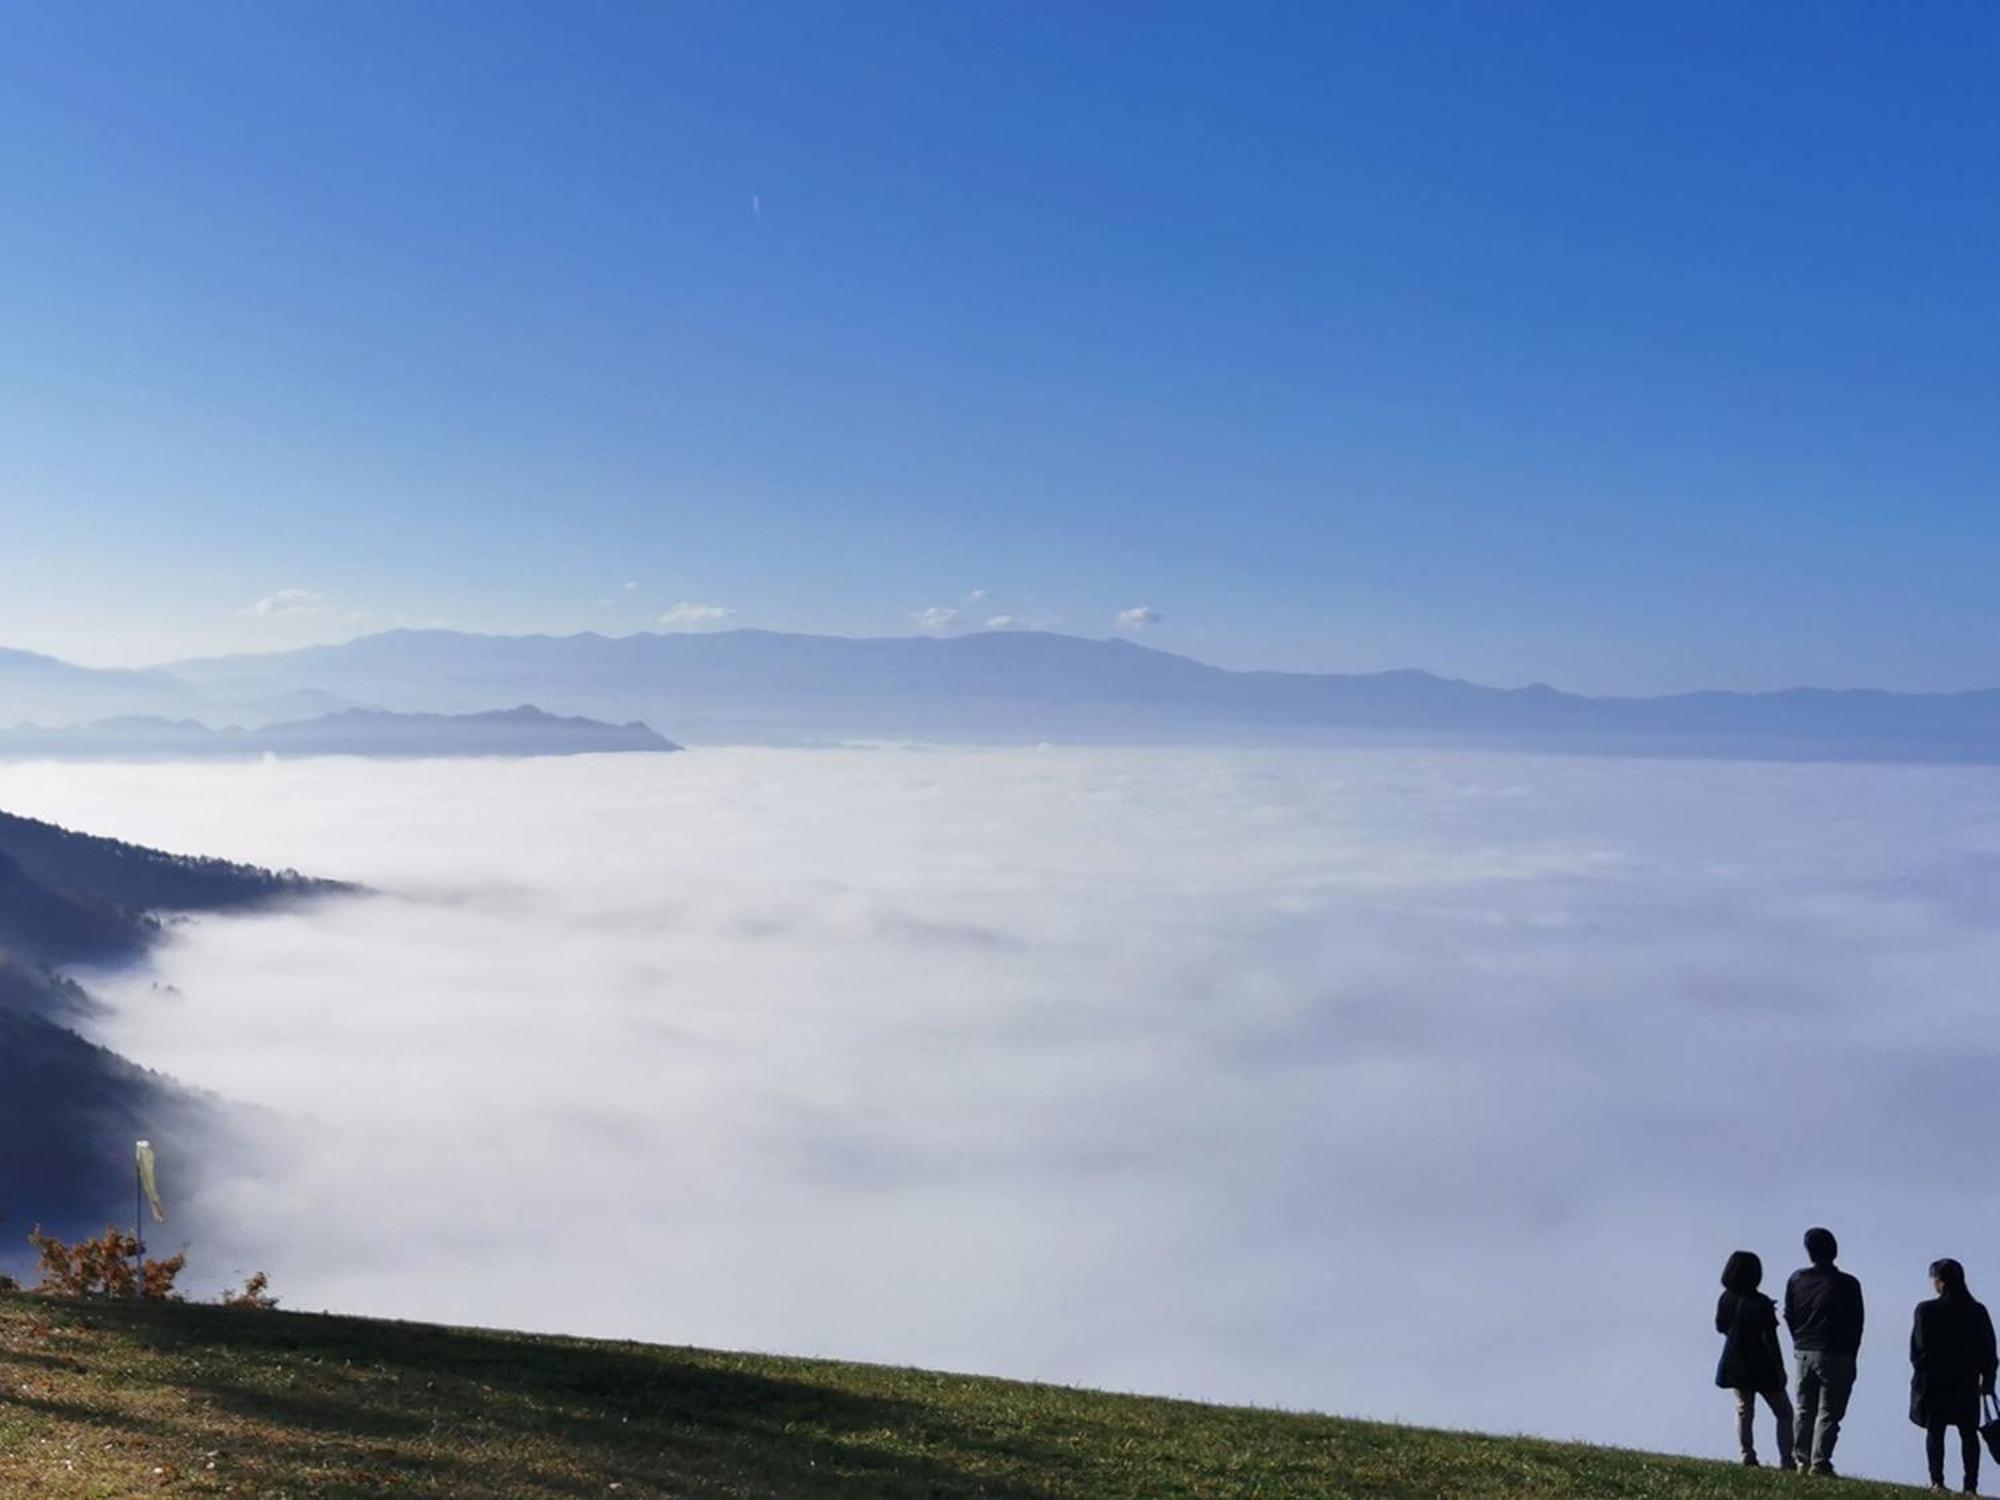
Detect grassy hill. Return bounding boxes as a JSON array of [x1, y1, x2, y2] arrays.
[[0, 1295, 1932, 1498]]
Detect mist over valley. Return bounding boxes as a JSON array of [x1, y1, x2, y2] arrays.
[[3, 746, 1994, 1481]]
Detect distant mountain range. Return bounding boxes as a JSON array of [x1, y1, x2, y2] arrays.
[[0, 645, 348, 729], [0, 810, 352, 1237], [11, 627, 2000, 761], [157, 627, 2000, 762], [0, 704, 679, 760]]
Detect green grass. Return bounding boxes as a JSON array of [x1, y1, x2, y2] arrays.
[[0, 1292, 1930, 1497]]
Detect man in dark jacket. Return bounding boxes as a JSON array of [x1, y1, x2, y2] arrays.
[[1787, 1226, 1865, 1476]]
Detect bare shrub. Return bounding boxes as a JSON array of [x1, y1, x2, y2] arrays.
[[221, 1271, 279, 1309], [27, 1226, 187, 1299]]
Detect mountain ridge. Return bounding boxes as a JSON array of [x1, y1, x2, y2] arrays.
[[15, 626, 2000, 758], [166, 624, 2000, 707], [0, 702, 680, 759], [151, 626, 2000, 759]]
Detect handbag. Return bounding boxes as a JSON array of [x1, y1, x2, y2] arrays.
[[1981, 1392, 2000, 1465]]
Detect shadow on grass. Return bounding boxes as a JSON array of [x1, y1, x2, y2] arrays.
[[64, 1299, 1065, 1497], [1, 1389, 182, 1436]]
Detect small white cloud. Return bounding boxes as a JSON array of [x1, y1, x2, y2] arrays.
[[623, 581, 640, 592], [913, 607, 960, 633], [965, 589, 989, 603], [246, 588, 329, 618], [984, 614, 1025, 630], [658, 602, 738, 631], [1115, 606, 1164, 632]]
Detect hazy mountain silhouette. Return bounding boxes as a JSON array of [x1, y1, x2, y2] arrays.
[[0, 645, 357, 730], [0, 705, 679, 760], [0, 811, 352, 1241], [161, 627, 2000, 761], [0, 646, 197, 725]]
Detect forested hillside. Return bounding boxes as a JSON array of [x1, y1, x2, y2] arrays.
[[0, 809, 344, 916], [0, 810, 350, 1238]]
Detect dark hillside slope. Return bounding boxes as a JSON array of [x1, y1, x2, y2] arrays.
[[0, 848, 154, 966], [0, 808, 349, 915], [0, 1008, 211, 1230], [0, 810, 350, 1237], [0, 1297, 1928, 1498]]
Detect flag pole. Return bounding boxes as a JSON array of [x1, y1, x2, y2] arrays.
[[133, 1140, 144, 1299], [131, 1139, 167, 1298]]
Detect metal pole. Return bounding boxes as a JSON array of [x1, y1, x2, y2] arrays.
[[133, 1145, 143, 1298]]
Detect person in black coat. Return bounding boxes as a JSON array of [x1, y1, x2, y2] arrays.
[[1717, 1249, 1795, 1469], [1911, 1258, 1998, 1494]]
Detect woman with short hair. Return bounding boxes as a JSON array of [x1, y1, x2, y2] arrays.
[[1716, 1249, 1794, 1469], [1911, 1257, 1998, 1494]]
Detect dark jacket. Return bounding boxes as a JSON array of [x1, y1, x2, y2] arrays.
[[1716, 1289, 1787, 1393], [1910, 1293, 1998, 1428], [1787, 1264, 1865, 1356]]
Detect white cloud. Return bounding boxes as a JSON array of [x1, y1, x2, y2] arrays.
[[245, 588, 329, 618], [623, 581, 640, 592], [1115, 606, 1163, 632], [13, 749, 1998, 1485], [657, 602, 737, 631], [984, 614, 1025, 630], [965, 589, 989, 603], [912, 607, 959, 633]]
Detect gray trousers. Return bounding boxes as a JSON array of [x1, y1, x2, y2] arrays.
[[1734, 1385, 1795, 1467], [1793, 1350, 1857, 1473]]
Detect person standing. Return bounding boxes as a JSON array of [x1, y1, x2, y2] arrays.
[[1716, 1250, 1795, 1468], [1910, 1258, 1997, 1495], [1787, 1226, 1865, 1477]]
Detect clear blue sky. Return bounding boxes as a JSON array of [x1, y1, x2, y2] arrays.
[[3, 1, 1996, 691]]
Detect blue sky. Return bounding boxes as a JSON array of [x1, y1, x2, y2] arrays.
[[2, 1, 1996, 692]]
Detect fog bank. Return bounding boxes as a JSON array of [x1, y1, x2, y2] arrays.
[[6, 746, 2000, 1482]]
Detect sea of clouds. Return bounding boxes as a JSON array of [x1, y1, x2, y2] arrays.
[[7, 745, 2000, 1482]]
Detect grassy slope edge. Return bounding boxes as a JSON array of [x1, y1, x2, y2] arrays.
[[0, 1296, 1928, 1499]]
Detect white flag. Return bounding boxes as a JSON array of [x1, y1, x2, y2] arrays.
[[136, 1139, 166, 1224]]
